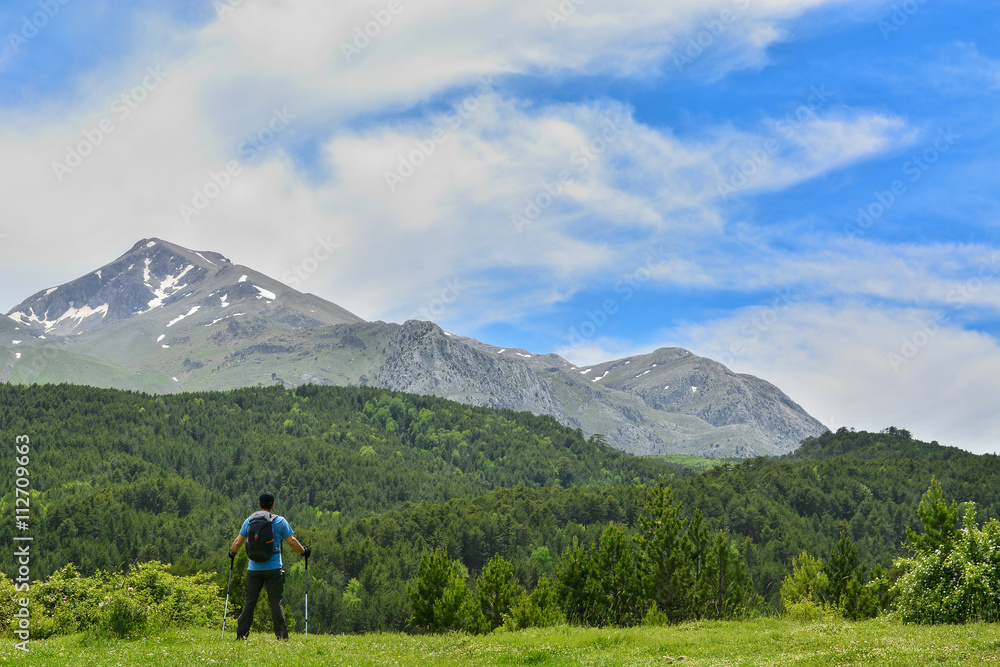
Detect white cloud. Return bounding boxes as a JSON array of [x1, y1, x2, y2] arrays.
[[929, 41, 1000, 94], [314, 97, 914, 322], [3, 0, 878, 312], [0, 57, 911, 322], [670, 300, 1000, 454]]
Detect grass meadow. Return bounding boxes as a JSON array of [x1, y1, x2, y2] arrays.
[[3, 617, 1000, 666]]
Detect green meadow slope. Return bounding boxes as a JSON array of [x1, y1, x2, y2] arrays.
[[4, 620, 1000, 666]]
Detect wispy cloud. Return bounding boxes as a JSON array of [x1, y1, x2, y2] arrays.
[[929, 41, 1000, 94]]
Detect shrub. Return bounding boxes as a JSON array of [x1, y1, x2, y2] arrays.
[[101, 590, 150, 639], [7, 561, 223, 639], [640, 602, 670, 627], [0, 575, 20, 634], [124, 561, 222, 628], [894, 502, 1000, 623], [839, 573, 879, 621], [29, 564, 106, 636], [783, 599, 839, 622]]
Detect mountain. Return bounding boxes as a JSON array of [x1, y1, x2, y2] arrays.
[[1, 238, 827, 456], [6, 238, 361, 335]]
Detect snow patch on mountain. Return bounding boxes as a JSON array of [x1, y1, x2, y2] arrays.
[[142, 260, 195, 312], [194, 251, 217, 267], [9, 303, 109, 332], [254, 285, 276, 300], [167, 306, 201, 327]]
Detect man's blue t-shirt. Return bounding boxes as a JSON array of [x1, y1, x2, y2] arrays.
[[240, 513, 293, 571]]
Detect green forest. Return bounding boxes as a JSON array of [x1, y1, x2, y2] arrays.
[[2, 383, 1000, 636]]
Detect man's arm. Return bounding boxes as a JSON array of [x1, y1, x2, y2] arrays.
[[230, 534, 246, 556], [285, 535, 307, 555]]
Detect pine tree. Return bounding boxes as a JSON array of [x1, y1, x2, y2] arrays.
[[635, 477, 691, 622], [702, 531, 754, 619], [406, 548, 468, 632], [472, 553, 518, 633], [686, 509, 710, 614], [505, 576, 565, 630], [907, 477, 959, 556], [585, 523, 644, 627], [780, 551, 828, 611], [823, 531, 863, 605], [557, 537, 591, 625]]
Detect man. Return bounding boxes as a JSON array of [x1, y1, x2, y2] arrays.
[[229, 491, 310, 640]]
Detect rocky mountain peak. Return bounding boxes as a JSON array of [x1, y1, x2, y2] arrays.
[[5, 238, 360, 337]]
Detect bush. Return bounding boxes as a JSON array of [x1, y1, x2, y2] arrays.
[[783, 599, 839, 622], [839, 574, 879, 621], [6, 561, 223, 639], [0, 575, 20, 634], [894, 502, 1000, 623], [101, 590, 150, 639], [124, 561, 222, 628], [29, 564, 106, 637], [640, 602, 670, 627]]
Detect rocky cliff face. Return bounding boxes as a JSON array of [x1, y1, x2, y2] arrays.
[[369, 321, 563, 416], [2, 239, 826, 457]]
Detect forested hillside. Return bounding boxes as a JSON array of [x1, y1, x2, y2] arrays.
[[2, 384, 999, 634], [0, 383, 678, 579]]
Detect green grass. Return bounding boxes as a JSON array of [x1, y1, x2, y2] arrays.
[[648, 454, 738, 473], [5, 618, 1000, 666]]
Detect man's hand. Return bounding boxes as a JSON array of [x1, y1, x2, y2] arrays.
[[303, 545, 311, 559], [229, 549, 236, 560]]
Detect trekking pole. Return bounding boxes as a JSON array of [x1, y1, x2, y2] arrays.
[[222, 553, 234, 639], [304, 551, 309, 638]]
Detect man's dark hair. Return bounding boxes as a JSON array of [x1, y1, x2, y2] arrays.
[[259, 491, 275, 510]]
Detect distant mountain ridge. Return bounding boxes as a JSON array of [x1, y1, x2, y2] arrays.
[[1, 238, 827, 457]]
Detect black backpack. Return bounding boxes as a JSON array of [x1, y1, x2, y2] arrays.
[[246, 510, 278, 563]]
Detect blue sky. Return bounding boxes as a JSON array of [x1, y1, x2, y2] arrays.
[[1, 0, 998, 451]]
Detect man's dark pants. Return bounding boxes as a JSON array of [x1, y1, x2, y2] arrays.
[[236, 568, 288, 639]]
